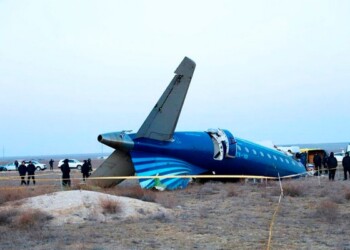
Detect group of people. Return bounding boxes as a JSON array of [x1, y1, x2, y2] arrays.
[[16, 160, 37, 185], [312, 152, 350, 181], [60, 158, 93, 187], [16, 159, 93, 187]]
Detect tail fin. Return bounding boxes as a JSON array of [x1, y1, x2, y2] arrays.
[[136, 57, 196, 141]]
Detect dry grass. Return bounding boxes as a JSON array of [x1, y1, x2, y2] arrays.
[[99, 198, 122, 214], [72, 182, 101, 192], [344, 188, 350, 200], [225, 183, 238, 197], [15, 209, 53, 228], [1, 170, 350, 249], [0, 186, 57, 205], [0, 188, 27, 205], [0, 208, 19, 225], [148, 211, 173, 223], [0, 208, 52, 228], [197, 181, 221, 197], [107, 185, 157, 202], [155, 192, 178, 208], [282, 181, 305, 197], [315, 200, 339, 222]]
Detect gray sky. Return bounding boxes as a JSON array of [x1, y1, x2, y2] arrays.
[[1, 0, 349, 157]]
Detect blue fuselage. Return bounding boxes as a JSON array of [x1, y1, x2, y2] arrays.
[[130, 130, 306, 178]]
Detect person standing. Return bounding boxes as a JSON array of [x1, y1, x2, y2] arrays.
[[313, 153, 322, 176], [327, 152, 338, 181], [87, 158, 92, 173], [49, 159, 54, 171], [18, 161, 27, 185], [26, 161, 36, 185], [81, 160, 90, 182], [342, 152, 350, 180], [14, 160, 19, 170], [323, 154, 329, 175], [61, 159, 71, 187]]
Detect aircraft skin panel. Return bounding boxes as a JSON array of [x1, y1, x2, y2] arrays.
[[225, 137, 306, 176], [136, 57, 196, 141], [131, 152, 206, 190]]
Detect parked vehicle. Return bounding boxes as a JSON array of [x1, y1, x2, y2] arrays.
[[333, 144, 350, 162], [23, 160, 47, 171], [0, 162, 17, 171], [0, 160, 47, 171], [57, 159, 84, 170]]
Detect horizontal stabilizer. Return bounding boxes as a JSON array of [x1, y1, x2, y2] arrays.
[[89, 150, 135, 188], [136, 57, 196, 141]]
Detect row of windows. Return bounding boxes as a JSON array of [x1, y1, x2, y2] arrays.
[[236, 144, 295, 166]]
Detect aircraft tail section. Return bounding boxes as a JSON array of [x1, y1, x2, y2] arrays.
[[136, 57, 196, 141]]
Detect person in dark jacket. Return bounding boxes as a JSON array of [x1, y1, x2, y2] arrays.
[[327, 152, 338, 181], [323, 154, 329, 174], [87, 158, 92, 173], [342, 152, 350, 180], [26, 161, 36, 185], [61, 159, 71, 187], [313, 153, 322, 176], [14, 160, 19, 170], [18, 161, 27, 185], [81, 160, 90, 182], [49, 159, 54, 171]]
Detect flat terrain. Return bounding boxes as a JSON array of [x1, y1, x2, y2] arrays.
[[1, 159, 350, 249]]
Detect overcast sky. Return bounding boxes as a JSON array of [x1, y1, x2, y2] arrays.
[[1, 0, 349, 157]]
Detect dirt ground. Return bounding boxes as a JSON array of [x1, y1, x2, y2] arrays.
[[1, 159, 350, 249]]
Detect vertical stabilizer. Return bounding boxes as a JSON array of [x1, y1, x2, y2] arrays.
[[136, 57, 196, 141]]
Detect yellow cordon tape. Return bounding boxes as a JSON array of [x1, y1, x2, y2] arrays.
[[266, 173, 284, 250], [0, 172, 308, 181], [267, 194, 282, 250]]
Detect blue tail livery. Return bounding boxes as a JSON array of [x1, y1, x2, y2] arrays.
[[90, 57, 306, 190]]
